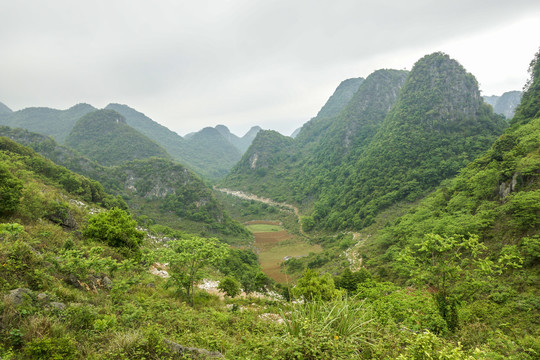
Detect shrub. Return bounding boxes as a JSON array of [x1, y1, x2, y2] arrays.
[[279, 296, 373, 359], [218, 276, 241, 298], [292, 269, 342, 301], [23, 335, 78, 360], [0, 162, 23, 216], [83, 208, 144, 255]]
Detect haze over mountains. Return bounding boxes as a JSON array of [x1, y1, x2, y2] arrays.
[[0, 44, 538, 358], [224, 53, 507, 230], [483, 90, 523, 118], [0, 102, 261, 180]]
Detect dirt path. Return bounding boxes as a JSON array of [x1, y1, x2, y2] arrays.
[[214, 187, 302, 222]]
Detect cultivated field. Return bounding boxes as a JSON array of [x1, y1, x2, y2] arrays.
[[247, 221, 322, 282]]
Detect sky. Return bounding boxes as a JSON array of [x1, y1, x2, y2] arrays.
[[1, 1, 539, 137]]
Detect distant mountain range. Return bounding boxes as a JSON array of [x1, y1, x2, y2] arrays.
[[223, 52, 508, 230], [0, 102, 262, 180], [483, 90, 522, 119]]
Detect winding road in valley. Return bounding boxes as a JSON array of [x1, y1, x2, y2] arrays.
[[215, 187, 365, 268], [214, 187, 301, 222]]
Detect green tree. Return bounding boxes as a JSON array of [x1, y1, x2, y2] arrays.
[[398, 233, 522, 331], [0, 162, 23, 216], [300, 216, 315, 232], [334, 268, 372, 294], [162, 236, 227, 306], [83, 208, 144, 255], [293, 269, 342, 301], [218, 276, 241, 298]]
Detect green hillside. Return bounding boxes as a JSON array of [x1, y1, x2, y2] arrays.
[[105, 104, 250, 180], [225, 130, 298, 200], [0, 126, 249, 242], [215, 124, 262, 153], [105, 103, 187, 157], [0, 102, 12, 115], [0, 137, 270, 359], [0, 48, 539, 360], [225, 54, 507, 232], [182, 127, 242, 179], [314, 53, 507, 230], [0, 103, 96, 143], [65, 109, 170, 166], [223, 69, 408, 207], [295, 77, 364, 145]]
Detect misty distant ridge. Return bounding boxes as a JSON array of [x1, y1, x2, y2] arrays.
[[483, 90, 522, 119], [0, 101, 264, 180]]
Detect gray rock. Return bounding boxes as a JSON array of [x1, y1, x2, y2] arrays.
[[37, 293, 50, 303], [4, 288, 32, 305], [49, 302, 66, 311], [102, 276, 113, 290], [163, 339, 224, 359]]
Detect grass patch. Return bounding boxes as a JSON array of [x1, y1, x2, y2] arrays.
[[246, 224, 283, 232]]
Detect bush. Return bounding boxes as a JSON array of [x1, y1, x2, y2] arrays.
[[0, 162, 23, 216], [24, 335, 78, 360], [279, 296, 373, 359], [218, 276, 241, 298], [293, 269, 341, 301], [83, 208, 144, 255]]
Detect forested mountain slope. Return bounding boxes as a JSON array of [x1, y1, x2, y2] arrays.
[[295, 77, 364, 145], [65, 109, 170, 166], [0, 126, 248, 240], [104, 103, 188, 157], [0, 101, 12, 114], [182, 127, 242, 179], [0, 101, 259, 181], [223, 69, 409, 206], [313, 53, 507, 229], [215, 124, 262, 153], [0, 103, 96, 143], [105, 104, 259, 179]]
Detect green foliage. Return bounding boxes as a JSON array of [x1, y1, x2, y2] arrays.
[[216, 248, 271, 294], [513, 47, 540, 125], [0, 161, 23, 216], [293, 269, 342, 301], [502, 190, 540, 229], [218, 276, 241, 298], [397, 331, 482, 360], [23, 336, 78, 360], [300, 215, 315, 232], [83, 208, 144, 255], [399, 233, 523, 331], [0, 223, 24, 236], [279, 295, 373, 359], [521, 235, 540, 263], [334, 268, 372, 294], [65, 109, 170, 166], [158, 236, 227, 306]]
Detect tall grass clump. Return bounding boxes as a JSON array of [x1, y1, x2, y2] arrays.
[[279, 296, 373, 359]]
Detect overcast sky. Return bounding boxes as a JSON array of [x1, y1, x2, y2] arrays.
[[1, 1, 539, 137]]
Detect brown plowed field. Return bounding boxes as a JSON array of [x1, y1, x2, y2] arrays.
[[249, 221, 322, 283]]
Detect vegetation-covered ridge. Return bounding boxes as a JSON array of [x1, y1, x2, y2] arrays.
[[223, 69, 408, 210], [0, 127, 249, 241], [311, 52, 507, 230], [0, 103, 97, 144], [65, 109, 170, 166]]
